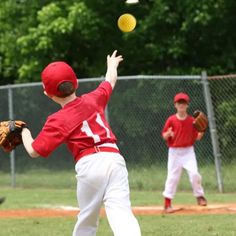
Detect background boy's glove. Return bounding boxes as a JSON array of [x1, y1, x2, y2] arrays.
[[193, 110, 208, 132], [0, 120, 26, 152]]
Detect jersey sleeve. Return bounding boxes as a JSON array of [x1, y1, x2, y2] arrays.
[[162, 117, 172, 136], [87, 81, 113, 109], [32, 117, 66, 157]]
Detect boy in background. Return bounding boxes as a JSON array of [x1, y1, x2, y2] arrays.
[[162, 92, 207, 213]]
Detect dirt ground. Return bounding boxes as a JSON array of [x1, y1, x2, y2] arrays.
[[0, 204, 236, 218]]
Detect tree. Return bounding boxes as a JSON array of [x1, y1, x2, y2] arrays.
[[0, 0, 236, 83]]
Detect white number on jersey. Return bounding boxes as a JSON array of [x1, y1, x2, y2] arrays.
[[81, 113, 110, 143]]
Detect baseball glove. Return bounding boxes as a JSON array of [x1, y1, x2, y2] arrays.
[[193, 110, 208, 132], [0, 120, 26, 152]]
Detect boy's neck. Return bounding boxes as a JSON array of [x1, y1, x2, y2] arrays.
[[176, 111, 188, 120], [52, 93, 77, 107]]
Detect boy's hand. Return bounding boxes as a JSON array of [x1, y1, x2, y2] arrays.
[[163, 127, 174, 140], [167, 127, 174, 138], [105, 50, 123, 89], [107, 50, 123, 70], [196, 131, 204, 141]]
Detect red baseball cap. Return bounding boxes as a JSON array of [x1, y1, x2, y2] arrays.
[[41, 61, 78, 97], [174, 92, 190, 103]]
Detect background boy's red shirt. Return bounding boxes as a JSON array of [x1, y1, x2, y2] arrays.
[[32, 81, 117, 161], [162, 115, 198, 147]]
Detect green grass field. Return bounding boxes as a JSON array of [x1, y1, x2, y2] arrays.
[[0, 214, 236, 236], [0, 188, 236, 236], [0, 168, 236, 235]]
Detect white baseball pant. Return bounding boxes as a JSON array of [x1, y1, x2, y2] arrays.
[[72, 152, 141, 236], [163, 146, 205, 199]]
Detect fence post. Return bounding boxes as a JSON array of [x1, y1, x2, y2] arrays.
[[201, 71, 223, 193], [8, 87, 16, 188]]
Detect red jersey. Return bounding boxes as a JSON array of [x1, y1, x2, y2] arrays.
[[32, 81, 117, 161], [162, 114, 198, 147]]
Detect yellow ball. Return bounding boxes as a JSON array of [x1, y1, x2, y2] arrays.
[[117, 13, 136, 32]]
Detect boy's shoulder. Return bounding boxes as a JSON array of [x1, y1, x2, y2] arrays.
[[45, 109, 73, 133], [47, 103, 75, 122], [187, 114, 194, 120], [46, 110, 64, 123], [167, 114, 177, 120]]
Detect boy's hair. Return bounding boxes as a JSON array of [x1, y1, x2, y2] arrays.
[[57, 81, 76, 98]]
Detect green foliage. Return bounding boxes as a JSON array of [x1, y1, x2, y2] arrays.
[[15, 1, 101, 81], [1, 0, 236, 84], [209, 78, 236, 163]]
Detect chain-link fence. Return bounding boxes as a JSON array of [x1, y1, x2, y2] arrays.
[[0, 74, 235, 192]]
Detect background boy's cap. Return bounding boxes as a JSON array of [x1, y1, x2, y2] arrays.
[[41, 61, 78, 97], [174, 93, 190, 103]]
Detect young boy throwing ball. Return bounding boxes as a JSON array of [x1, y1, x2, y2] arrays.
[[162, 92, 207, 213], [21, 50, 141, 236]]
